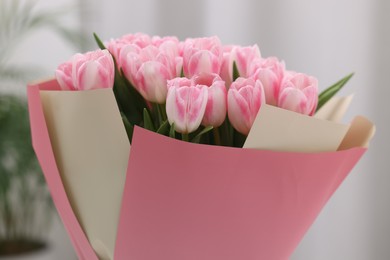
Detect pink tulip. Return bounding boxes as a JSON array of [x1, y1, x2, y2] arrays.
[[55, 49, 115, 91], [151, 36, 180, 48], [136, 60, 173, 103], [192, 73, 226, 127], [220, 45, 261, 86], [120, 43, 181, 104], [168, 77, 192, 88], [187, 50, 221, 77], [56, 61, 74, 90], [228, 78, 265, 135], [278, 71, 318, 115], [184, 36, 222, 56], [154, 38, 183, 77], [166, 82, 208, 134], [106, 33, 152, 62], [220, 45, 235, 87], [251, 57, 285, 106], [182, 36, 223, 77], [234, 45, 261, 77]]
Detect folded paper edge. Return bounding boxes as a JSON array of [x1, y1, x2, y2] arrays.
[[338, 115, 376, 150], [315, 95, 354, 122], [27, 80, 98, 260]]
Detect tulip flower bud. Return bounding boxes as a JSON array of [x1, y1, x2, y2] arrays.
[[120, 44, 181, 104], [251, 57, 285, 106], [234, 45, 261, 78], [220, 46, 235, 87], [220, 45, 261, 86], [278, 72, 318, 115], [187, 50, 221, 77], [56, 49, 115, 91], [182, 36, 223, 78], [106, 33, 152, 62], [227, 78, 265, 135], [166, 81, 208, 134], [192, 73, 227, 127]]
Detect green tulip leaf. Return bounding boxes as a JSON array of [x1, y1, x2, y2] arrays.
[[93, 32, 106, 50], [121, 113, 134, 143], [169, 123, 176, 138], [192, 126, 213, 143], [316, 73, 354, 112], [157, 120, 170, 135], [143, 108, 155, 131], [233, 61, 240, 81]]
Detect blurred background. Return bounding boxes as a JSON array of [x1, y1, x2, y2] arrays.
[[0, 0, 388, 259]]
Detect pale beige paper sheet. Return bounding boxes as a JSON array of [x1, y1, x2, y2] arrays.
[[244, 104, 350, 152], [338, 116, 375, 150], [40, 89, 130, 260], [315, 95, 354, 122], [313, 95, 375, 150]]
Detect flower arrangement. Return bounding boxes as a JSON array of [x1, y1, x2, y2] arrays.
[[55, 33, 352, 146], [27, 32, 374, 260]]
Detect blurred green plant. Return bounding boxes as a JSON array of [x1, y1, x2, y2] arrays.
[[0, 0, 84, 255], [0, 96, 51, 255]]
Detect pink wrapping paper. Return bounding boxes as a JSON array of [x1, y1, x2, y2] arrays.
[[28, 80, 98, 260], [115, 126, 366, 260], [28, 80, 367, 260]]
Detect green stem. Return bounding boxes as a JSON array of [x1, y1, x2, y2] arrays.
[[153, 103, 163, 126], [213, 127, 221, 146], [159, 104, 167, 121], [221, 118, 233, 146], [182, 133, 189, 142], [233, 129, 247, 148]]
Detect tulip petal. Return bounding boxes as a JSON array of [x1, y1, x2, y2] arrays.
[[56, 62, 74, 90], [227, 78, 264, 135], [303, 85, 318, 115], [188, 50, 220, 77], [186, 86, 208, 132], [166, 87, 185, 132], [56, 49, 115, 91], [228, 88, 252, 135], [168, 77, 192, 89], [235, 44, 261, 77], [136, 61, 170, 103], [254, 69, 279, 106], [166, 85, 208, 134], [202, 81, 227, 127], [192, 73, 227, 127], [220, 51, 234, 87], [279, 71, 318, 115], [278, 87, 308, 114], [77, 61, 100, 90]]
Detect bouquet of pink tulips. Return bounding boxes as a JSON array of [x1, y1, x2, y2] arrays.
[[28, 32, 374, 260], [55, 33, 349, 146]]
